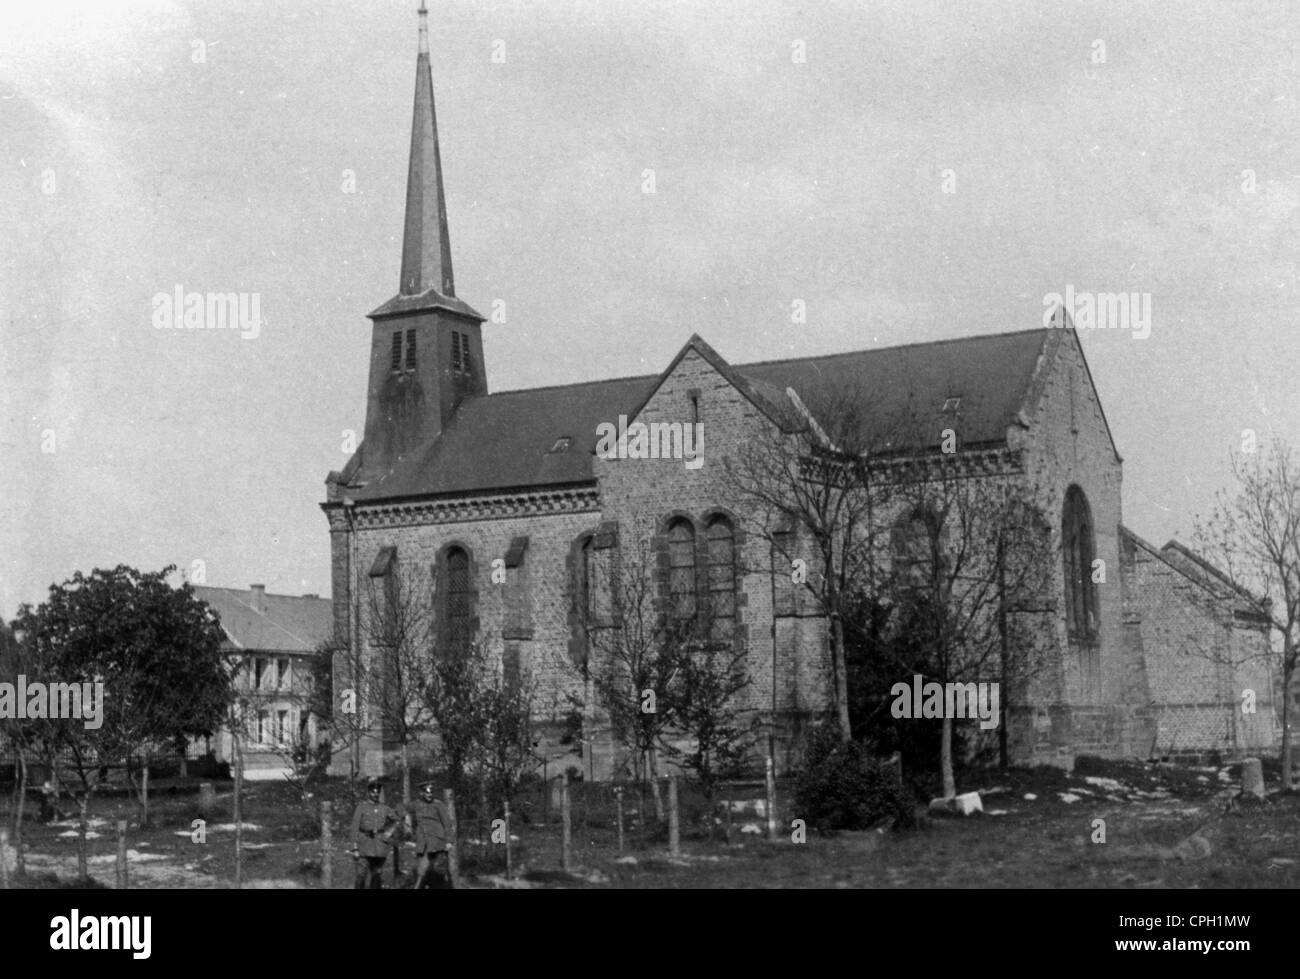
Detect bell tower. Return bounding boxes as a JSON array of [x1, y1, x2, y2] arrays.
[[360, 1, 485, 478]]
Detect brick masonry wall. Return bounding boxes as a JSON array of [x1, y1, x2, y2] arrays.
[[1018, 329, 1144, 761], [593, 348, 833, 747], [1121, 532, 1277, 756]]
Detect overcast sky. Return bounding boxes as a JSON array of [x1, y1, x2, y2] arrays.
[[2, 0, 1297, 616]]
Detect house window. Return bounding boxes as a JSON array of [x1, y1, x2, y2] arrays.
[[390, 331, 403, 372], [405, 329, 417, 370], [276, 710, 289, 745], [254, 657, 268, 691], [667, 519, 697, 622], [706, 516, 737, 642], [277, 658, 290, 689], [443, 546, 472, 658], [1062, 485, 1098, 640], [257, 710, 270, 745]]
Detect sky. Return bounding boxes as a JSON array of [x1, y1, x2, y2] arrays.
[[1, 0, 1297, 617]]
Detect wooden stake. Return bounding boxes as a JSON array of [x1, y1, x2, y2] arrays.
[[443, 788, 459, 888], [504, 800, 512, 880], [0, 828, 9, 889], [765, 756, 778, 841], [116, 820, 128, 889], [667, 775, 680, 858], [614, 786, 624, 855], [560, 771, 572, 872], [321, 801, 333, 889]]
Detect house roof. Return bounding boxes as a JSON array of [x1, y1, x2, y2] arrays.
[[191, 586, 333, 654], [343, 327, 1052, 503]]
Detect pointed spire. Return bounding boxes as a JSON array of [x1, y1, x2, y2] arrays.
[[399, 0, 455, 298]]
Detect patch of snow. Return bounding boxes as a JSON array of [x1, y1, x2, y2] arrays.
[[50, 818, 109, 830], [89, 851, 169, 865], [1023, 793, 1037, 801], [987, 809, 1009, 816], [1058, 793, 1081, 804], [740, 823, 762, 835], [1083, 776, 1126, 791], [58, 830, 101, 839], [209, 823, 263, 832]]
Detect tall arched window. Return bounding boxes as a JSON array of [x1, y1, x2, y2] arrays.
[[892, 506, 948, 588], [667, 519, 697, 621], [1062, 485, 1098, 640], [444, 546, 472, 657], [706, 516, 737, 642]]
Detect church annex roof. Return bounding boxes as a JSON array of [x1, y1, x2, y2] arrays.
[[343, 327, 1052, 503]]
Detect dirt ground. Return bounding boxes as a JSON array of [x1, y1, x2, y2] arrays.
[[1, 758, 1296, 889]]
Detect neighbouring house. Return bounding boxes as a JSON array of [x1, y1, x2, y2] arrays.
[[193, 584, 332, 780]]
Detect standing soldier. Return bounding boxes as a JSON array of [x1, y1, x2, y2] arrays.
[[407, 781, 452, 889], [350, 777, 398, 889]]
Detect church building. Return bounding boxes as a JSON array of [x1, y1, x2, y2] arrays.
[[322, 5, 1280, 779]]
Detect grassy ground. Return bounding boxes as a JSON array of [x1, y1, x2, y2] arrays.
[[1, 758, 1296, 888]]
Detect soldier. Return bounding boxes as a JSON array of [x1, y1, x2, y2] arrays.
[[407, 781, 452, 889], [350, 777, 398, 889]]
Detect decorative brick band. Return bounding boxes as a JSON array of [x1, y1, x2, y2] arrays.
[[329, 487, 602, 530]]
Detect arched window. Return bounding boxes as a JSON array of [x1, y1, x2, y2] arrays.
[[444, 546, 472, 657], [706, 516, 737, 642], [892, 506, 948, 587], [1062, 485, 1098, 640], [667, 519, 697, 622]]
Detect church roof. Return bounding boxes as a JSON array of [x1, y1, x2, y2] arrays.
[[345, 327, 1051, 503]]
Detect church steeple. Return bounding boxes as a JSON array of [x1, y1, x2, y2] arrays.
[[358, 2, 487, 478], [400, 1, 455, 298]]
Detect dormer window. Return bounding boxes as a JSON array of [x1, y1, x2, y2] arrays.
[[942, 396, 961, 413], [550, 436, 572, 454]]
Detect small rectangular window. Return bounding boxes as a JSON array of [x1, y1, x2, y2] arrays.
[[390, 332, 402, 371], [451, 331, 463, 372], [405, 329, 417, 370], [462, 337, 473, 375]]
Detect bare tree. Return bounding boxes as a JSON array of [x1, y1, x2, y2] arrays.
[[1194, 438, 1300, 790], [878, 453, 1052, 798], [663, 636, 755, 832], [724, 385, 895, 742], [578, 539, 701, 821], [360, 560, 438, 806]]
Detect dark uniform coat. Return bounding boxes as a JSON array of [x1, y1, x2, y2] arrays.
[[406, 797, 450, 854], [351, 800, 398, 858]]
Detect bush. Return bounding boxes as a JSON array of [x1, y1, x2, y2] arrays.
[[793, 726, 917, 834]]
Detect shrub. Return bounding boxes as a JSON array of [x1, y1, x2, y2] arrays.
[[793, 726, 917, 833]]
